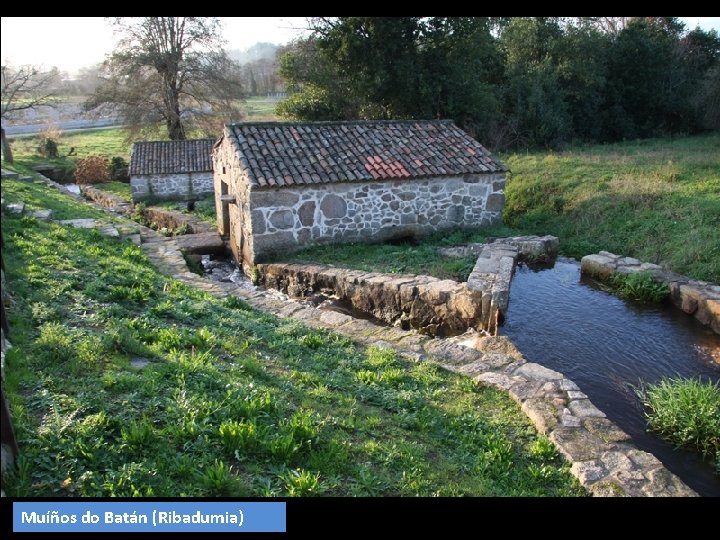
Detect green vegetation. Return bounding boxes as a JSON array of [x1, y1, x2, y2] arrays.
[[94, 181, 133, 202], [280, 17, 719, 148], [154, 195, 217, 226], [1, 178, 106, 220], [637, 378, 720, 472], [244, 96, 282, 121], [7, 128, 131, 172], [608, 272, 669, 303], [288, 226, 518, 282], [504, 133, 720, 282], [1, 196, 584, 497]]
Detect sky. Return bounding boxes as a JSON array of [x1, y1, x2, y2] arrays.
[[0, 17, 309, 74], [1, 17, 719, 76]]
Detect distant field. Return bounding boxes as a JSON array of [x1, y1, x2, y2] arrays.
[[7, 128, 131, 173], [243, 96, 282, 121], [5, 96, 283, 172]]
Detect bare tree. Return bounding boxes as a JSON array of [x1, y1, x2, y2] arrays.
[[88, 17, 245, 140], [1, 64, 59, 163]]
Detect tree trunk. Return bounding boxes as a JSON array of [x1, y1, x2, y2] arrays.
[[1, 128, 14, 164], [167, 116, 186, 140]]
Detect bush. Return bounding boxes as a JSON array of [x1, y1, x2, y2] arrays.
[[109, 156, 129, 182], [74, 155, 110, 185], [610, 271, 669, 303], [638, 377, 720, 469], [37, 123, 62, 158]]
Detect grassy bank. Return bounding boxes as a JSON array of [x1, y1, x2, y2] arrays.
[[287, 133, 720, 283], [504, 133, 720, 283], [1, 190, 583, 497]]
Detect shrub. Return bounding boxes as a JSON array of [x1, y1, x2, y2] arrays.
[[109, 156, 129, 182], [637, 377, 720, 468], [610, 271, 669, 303], [74, 155, 110, 185], [37, 123, 62, 158]]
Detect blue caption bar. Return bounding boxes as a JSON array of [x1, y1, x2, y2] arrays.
[[13, 502, 286, 533]]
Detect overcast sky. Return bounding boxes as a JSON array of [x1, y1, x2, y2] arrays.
[[1, 17, 718, 75]]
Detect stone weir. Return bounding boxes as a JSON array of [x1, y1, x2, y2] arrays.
[[257, 235, 559, 337]]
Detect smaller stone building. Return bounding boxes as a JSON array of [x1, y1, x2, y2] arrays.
[[213, 120, 507, 269], [129, 139, 214, 202]]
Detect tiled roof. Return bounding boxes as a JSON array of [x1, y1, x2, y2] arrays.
[[129, 139, 214, 175], [222, 120, 505, 189]]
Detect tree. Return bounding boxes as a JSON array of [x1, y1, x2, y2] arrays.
[[1, 64, 59, 163], [88, 17, 245, 140], [278, 17, 501, 130]]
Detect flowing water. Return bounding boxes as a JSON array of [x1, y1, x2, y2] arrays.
[[501, 258, 720, 496]]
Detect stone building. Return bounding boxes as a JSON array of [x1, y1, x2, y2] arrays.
[[212, 120, 507, 269], [129, 139, 214, 202]]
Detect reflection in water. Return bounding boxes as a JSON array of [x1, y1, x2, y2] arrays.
[[501, 258, 720, 496]]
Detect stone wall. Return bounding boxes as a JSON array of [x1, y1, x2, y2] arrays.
[[131, 172, 214, 202], [257, 262, 485, 337], [248, 175, 505, 263], [582, 251, 720, 335], [80, 185, 132, 214]]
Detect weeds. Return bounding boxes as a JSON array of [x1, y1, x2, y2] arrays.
[[637, 377, 720, 470], [609, 272, 669, 303]]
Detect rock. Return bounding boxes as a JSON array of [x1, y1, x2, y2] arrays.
[[642, 468, 698, 497], [474, 371, 516, 391], [298, 201, 316, 226], [28, 209, 53, 220], [568, 399, 606, 418], [251, 210, 266, 234], [131, 357, 151, 369], [515, 362, 564, 381], [59, 218, 97, 229], [580, 254, 616, 278], [571, 460, 607, 485], [521, 398, 559, 434], [485, 193, 505, 212], [269, 209, 295, 230], [251, 190, 299, 208], [175, 233, 225, 255], [320, 194, 347, 218], [550, 427, 611, 462]]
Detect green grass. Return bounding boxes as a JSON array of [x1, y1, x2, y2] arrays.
[[244, 96, 283, 121], [637, 378, 720, 472], [7, 128, 132, 172], [503, 132, 720, 283], [94, 181, 133, 202], [1, 178, 107, 220], [154, 194, 217, 226], [1, 195, 584, 497], [286, 225, 520, 282]]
